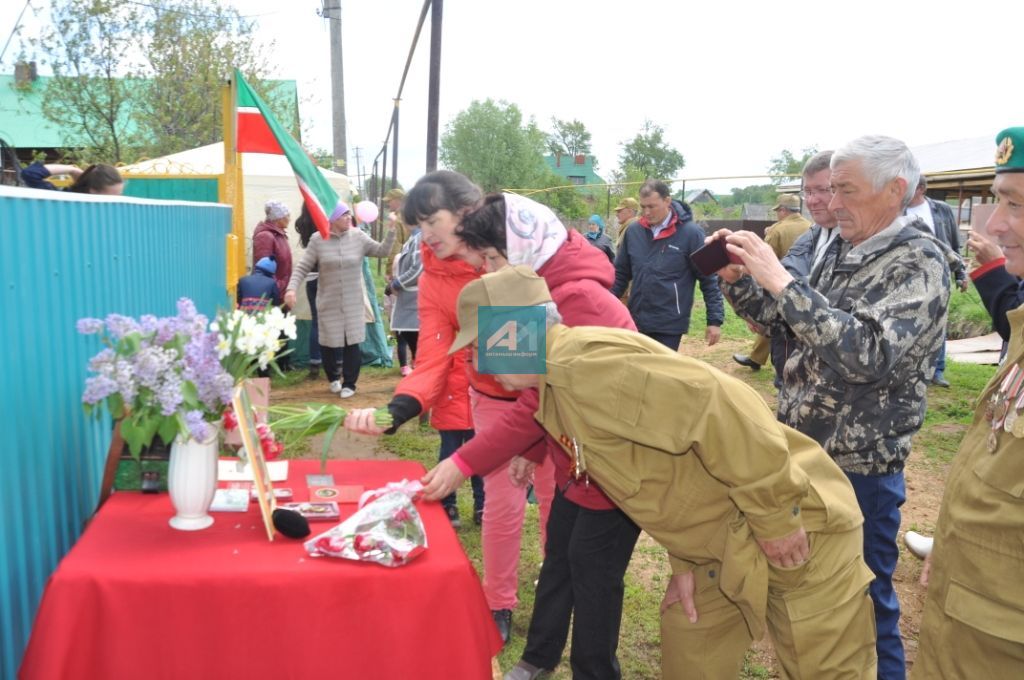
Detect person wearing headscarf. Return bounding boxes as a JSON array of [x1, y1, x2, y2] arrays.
[[253, 200, 294, 300], [584, 213, 615, 262], [346, 186, 640, 675], [284, 200, 396, 398]]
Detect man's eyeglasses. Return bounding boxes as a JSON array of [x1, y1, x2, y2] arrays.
[[800, 188, 834, 199]]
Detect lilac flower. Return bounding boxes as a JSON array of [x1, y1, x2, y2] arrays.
[[88, 348, 116, 373], [155, 373, 183, 416], [133, 346, 176, 390], [112, 359, 138, 402], [176, 298, 197, 321], [76, 318, 105, 335], [184, 410, 210, 442], [104, 314, 140, 340], [82, 375, 119, 404], [139, 315, 160, 335]]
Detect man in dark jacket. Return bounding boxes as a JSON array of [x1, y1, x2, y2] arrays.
[[237, 257, 281, 313], [905, 175, 967, 387], [611, 179, 725, 350]]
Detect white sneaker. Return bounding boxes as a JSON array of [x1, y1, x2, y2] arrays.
[[904, 530, 933, 560], [328, 380, 342, 394], [340, 387, 355, 398]]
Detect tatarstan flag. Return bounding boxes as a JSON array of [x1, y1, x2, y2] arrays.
[[234, 69, 335, 239]]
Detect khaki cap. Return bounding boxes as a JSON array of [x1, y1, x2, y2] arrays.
[[613, 197, 640, 212], [772, 194, 801, 211], [449, 265, 553, 354]]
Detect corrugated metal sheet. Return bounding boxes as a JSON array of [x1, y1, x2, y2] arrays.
[[121, 176, 220, 203], [0, 186, 231, 679]]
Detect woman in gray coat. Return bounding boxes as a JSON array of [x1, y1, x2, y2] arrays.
[[285, 201, 396, 398]]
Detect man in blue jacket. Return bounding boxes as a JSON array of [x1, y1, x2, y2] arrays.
[[611, 179, 725, 350]]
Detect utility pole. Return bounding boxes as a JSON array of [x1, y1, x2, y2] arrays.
[[425, 0, 443, 171], [322, 0, 347, 174], [353, 146, 363, 195]]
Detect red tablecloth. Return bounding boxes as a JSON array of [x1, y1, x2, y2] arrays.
[[19, 459, 501, 680]]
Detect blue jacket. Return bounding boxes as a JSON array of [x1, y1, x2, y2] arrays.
[[611, 200, 725, 334], [236, 269, 280, 313]]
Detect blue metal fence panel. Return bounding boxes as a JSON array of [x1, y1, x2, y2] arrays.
[[0, 186, 231, 679]]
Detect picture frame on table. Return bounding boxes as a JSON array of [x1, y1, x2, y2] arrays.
[[231, 383, 276, 541]]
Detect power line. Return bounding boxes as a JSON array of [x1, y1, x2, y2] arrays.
[[377, 0, 431, 151], [0, 0, 33, 65], [121, 0, 278, 21]]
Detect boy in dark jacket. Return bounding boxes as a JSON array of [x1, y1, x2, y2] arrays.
[[237, 257, 281, 313]]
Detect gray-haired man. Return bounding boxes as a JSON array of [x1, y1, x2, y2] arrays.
[[712, 136, 951, 680]]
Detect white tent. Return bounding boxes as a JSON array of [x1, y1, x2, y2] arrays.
[[120, 143, 352, 319]]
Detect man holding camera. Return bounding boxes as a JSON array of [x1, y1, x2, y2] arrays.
[[714, 136, 950, 680]]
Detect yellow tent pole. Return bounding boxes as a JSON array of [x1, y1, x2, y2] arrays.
[[222, 77, 246, 297]]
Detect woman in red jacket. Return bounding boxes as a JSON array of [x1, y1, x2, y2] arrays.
[[348, 181, 640, 678]]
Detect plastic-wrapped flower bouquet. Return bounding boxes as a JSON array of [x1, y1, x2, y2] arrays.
[[305, 481, 427, 567]]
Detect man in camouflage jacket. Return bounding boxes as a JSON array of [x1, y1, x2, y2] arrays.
[[711, 136, 950, 680]]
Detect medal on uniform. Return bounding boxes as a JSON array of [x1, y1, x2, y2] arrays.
[[993, 366, 1020, 427], [568, 437, 590, 488], [988, 365, 1022, 448], [1005, 370, 1024, 432], [1012, 391, 1024, 438]]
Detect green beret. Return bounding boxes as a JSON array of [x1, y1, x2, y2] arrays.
[[995, 127, 1024, 173]]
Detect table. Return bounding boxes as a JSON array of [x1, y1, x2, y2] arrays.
[[19, 460, 501, 679]]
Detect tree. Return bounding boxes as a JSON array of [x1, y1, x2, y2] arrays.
[[767, 146, 818, 184], [719, 184, 778, 208], [30, 0, 279, 163], [618, 120, 684, 180], [530, 171, 591, 220], [34, 0, 146, 162], [134, 0, 277, 159], [440, 99, 547, 192], [548, 117, 592, 158]]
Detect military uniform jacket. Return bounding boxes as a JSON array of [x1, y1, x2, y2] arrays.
[[764, 213, 811, 259], [535, 324, 863, 637], [724, 217, 950, 475], [927, 305, 1024, 650]]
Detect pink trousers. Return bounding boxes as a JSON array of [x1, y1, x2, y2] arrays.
[[471, 389, 555, 611]]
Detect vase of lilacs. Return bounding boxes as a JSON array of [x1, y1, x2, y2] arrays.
[[79, 298, 296, 530]]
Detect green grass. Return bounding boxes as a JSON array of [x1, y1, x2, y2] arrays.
[[917, 360, 995, 464], [948, 287, 994, 340]]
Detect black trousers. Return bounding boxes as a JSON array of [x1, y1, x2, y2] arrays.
[[522, 487, 641, 679], [320, 342, 361, 389], [396, 331, 419, 367], [640, 330, 682, 351]]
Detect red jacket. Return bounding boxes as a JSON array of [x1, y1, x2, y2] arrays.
[[393, 245, 516, 430], [252, 220, 293, 297], [455, 229, 637, 510]]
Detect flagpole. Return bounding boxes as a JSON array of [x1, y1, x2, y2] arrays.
[[222, 74, 246, 292]]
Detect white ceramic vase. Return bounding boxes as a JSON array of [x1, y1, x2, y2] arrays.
[[167, 428, 219, 531]]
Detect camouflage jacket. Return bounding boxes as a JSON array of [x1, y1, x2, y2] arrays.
[[723, 216, 950, 475]]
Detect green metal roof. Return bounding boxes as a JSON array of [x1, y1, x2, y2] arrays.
[[0, 74, 299, 151], [544, 153, 605, 186]]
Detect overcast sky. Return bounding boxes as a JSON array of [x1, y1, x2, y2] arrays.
[[4, 0, 1023, 194]]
